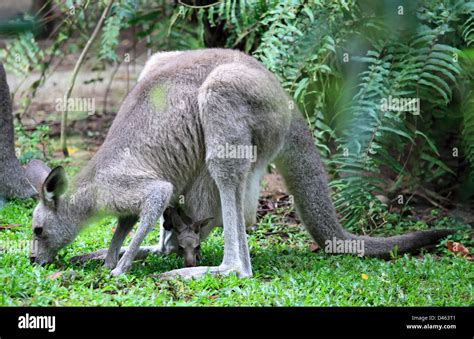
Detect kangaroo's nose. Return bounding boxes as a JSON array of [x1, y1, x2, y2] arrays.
[[184, 253, 198, 267], [184, 258, 196, 267], [29, 256, 36, 263]]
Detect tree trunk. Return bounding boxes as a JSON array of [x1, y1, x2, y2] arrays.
[[0, 62, 36, 203]]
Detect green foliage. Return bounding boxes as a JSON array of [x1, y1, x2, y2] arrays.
[[14, 124, 52, 164], [206, 0, 275, 51], [2, 0, 472, 230], [463, 91, 474, 181], [0, 32, 44, 76], [99, 0, 138, 62]]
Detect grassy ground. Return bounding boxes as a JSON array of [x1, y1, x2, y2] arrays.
[[0, 198, 472, 306]]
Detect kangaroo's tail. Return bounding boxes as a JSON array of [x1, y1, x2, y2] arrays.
[[274, 114, 453, 258]]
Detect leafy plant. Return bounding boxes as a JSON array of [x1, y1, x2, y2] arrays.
[[186, 0, 474, 229], [1, 0, 472, 231], [14, 124, 52, 164]]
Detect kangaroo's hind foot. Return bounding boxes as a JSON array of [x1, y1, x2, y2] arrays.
[[157, 263, 252, 280]]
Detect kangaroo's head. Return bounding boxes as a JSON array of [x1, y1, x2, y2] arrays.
[[162, 207, 212, 267], [25, 160, 76, 265]]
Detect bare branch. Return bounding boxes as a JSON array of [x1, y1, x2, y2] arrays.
[[60, 0, 115, 157]]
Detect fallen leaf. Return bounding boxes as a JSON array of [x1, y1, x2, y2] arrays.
[[47, 272, 63, 280], [447, 241, 472, 260], [375, 195, 389, 204], [67, 147, 78, 155], [309, 241, 320, 252], [0, 224, 21, 230], [272, 192, 288, 201], [361, 273, 369, 280]]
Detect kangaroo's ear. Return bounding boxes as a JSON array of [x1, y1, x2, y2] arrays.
[[163, 207, 187, 233], [176, 206, 193, 225], [25, 160, 52, 198], [163, 208, 174, 231], [192, 217, 213, 234], [42, 166, 67, 206]]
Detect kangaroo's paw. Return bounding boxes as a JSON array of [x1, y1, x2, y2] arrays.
[[111, 268, 122, 277], [157, 265, 252, 280], [110, 253, 135, 276], [104, 256, 119, 270], [111, 265, 128, 277]]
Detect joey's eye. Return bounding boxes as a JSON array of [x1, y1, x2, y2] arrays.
[[34, 227, 43, 236]]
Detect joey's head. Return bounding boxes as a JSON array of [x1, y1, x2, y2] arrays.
[[162, 207, 212, 267], [25, 160, 76, 265]]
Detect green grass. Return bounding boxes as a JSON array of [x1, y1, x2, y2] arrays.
[[0, 199, 472, 306]]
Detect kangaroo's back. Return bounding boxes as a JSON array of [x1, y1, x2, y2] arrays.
[[74, 49, 292, 217]]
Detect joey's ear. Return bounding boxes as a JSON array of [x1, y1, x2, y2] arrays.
[[176, 206, 192, 225], [163, 218, 173, 231], [25, 160, 52, 197], [163, 208, 174, 231], [42, 166, 67, 206], [171, 208, 187, 233], [192, 217, 213, 233], [163, 207, 186, 233]]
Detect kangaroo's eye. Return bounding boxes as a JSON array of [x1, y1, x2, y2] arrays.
[[34, 227, 43, 236], [178, 245, 184, 251]]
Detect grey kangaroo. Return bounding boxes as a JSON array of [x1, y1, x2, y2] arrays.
[[26, 49, 453, 278]]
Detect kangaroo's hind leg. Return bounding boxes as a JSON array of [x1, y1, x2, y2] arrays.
[[159, 154, 252, 279], [159, 66, 257, 279]]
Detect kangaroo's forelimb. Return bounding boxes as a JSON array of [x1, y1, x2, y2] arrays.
[[110, 181, 173, 276]]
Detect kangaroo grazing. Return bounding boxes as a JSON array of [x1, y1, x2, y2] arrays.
[[26, 49, 453, 278]]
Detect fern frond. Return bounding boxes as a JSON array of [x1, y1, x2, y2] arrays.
[[462, 90, 474, 180], [461, 3, 474, 46], [0, 32, 44, 76], [99, 0, 137, 62]]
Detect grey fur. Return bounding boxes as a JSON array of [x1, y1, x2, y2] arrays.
[[27, 49, 453, 278], [0, 62, 36, 201]]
